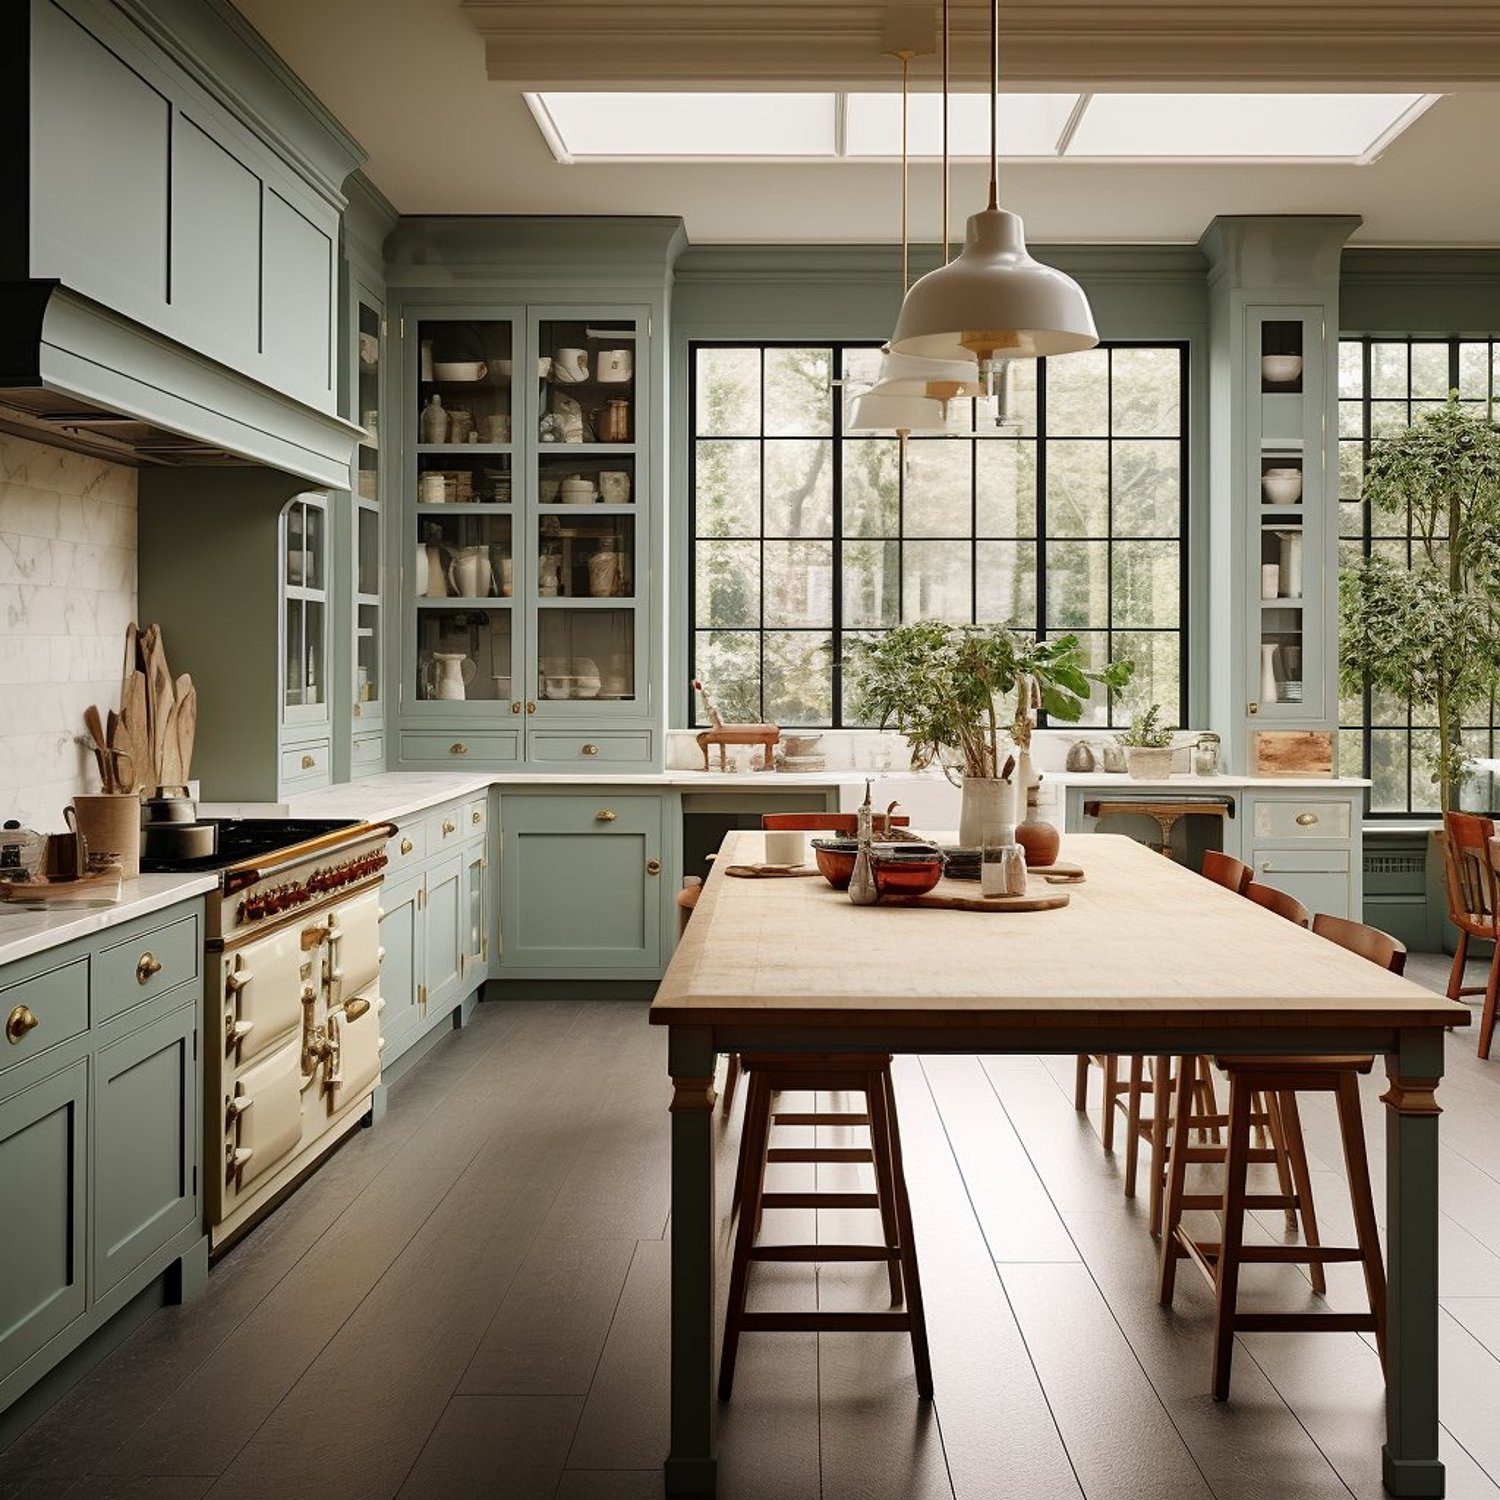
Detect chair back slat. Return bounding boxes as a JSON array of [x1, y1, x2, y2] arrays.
[[1443, 811, 1498, 931], [1311, 912, 1407, 975], [1202, 850, 1253, 896], [1245, 881, 1312, 929]]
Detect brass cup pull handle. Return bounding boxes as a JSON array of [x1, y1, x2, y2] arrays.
[[526, 701, 536, 714], [344, 997, 372, 1022], [136, 952, 162, 986], [450, 742, 468, 756], [646, 859, 662, 876], [581, 743, 600, 757], [6, 1004, 38, 1044], [442, 819, 457, 835], [301, 754, 316, 770], [471, 810, 482, 825], [511, 701, 522, 715], [1294, 811, 1320, 827], [596, 809, 617, 823], [400, 837, 414, 856]]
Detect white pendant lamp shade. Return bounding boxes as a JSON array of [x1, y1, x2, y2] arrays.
[[890, 206, 1098, 362], [847, 389, 945, 434], [866, 348, 983, 403]]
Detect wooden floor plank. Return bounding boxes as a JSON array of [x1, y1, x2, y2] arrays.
[[554, 1472, 664, 1500], [394, 1393, 582, 1498]]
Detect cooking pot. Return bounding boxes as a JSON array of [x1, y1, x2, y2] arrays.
[[141, 821, 218, 862], [142, 793, 197, 825]]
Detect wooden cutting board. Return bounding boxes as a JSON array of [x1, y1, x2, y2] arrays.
[[174, 678, 197, 785], [877, 878, 1071, 913], [120, 670, 150, 795], [726, 864, 820, 879]]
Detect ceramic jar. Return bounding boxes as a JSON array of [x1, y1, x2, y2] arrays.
[[538, 554, 561, 597], [588, 549, 621, 597], [420, 395, 448, 445], [595, 399, 631, 443], [1065, 739, 1096, 772], [448, 545, 496, 599], [428, 653, 475, 701]]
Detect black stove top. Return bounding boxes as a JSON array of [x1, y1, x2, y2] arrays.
[[139, 818, 361, 874]]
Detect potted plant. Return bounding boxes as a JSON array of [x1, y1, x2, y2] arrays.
[[846, 623, 1132, 846], [1118, 703, 1177, 780]]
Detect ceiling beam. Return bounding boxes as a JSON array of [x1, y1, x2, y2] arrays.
[[461, 2, 1500, 89]]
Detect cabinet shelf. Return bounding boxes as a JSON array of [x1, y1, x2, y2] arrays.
[[536, 503, 636, 516], [538, 442, 637, 456], [417, 596, 513, 609], [535, 594, 635, 608], [416, 502, 514, 515], [1261, 596, 1304, 608], [1260, 437, 1304, 455], [417, 443, 513, 456]]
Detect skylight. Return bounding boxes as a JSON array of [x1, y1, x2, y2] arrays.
[[526, 91, 1439, 165]]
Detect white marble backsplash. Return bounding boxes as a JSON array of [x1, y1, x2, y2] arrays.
[[0, 432, 137, 831]]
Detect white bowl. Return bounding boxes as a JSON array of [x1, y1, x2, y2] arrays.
[[433, 360, 487, 382], [1261, 469, 1304, 505], [1261, 355, 1303, 386]]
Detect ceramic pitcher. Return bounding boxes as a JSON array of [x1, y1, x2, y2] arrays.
[[447, 545, 496, 599], [424, 545, 448, 599], [429, 653, 476, 701]]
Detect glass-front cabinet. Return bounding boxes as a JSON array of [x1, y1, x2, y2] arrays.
[[283, 494, 329, 725], [354, 295, 384, 746], [399, 303, 654, 765]]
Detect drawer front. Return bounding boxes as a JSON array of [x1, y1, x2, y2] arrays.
[[1, 959, 89, 1075], [351, 733, 385, 773], [465, 797, 488, 839], [431, 802, 469, 849], [386, 820, 427, 875], [327, 996, 381, 1115], [227, 1037, 304, 1193], [1251, 800, 1352, 841], [1251, 849, 1353, 922], [97, 913, 201, 1025], [528, 731, 654, 767], [221, 926, 305, 1066], [281, 739, 332, 787], [330, 887, 382, 1002], [400, 731, 520, 765]]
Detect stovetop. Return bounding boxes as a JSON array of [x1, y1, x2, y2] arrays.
[[139, 818, 360, 874]]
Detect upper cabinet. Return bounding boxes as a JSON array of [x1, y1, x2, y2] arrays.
[[19, 0, 361, 413]]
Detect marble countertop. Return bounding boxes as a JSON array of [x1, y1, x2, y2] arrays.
[[0, 873, 219, 969], [1054, 773, 1371, 791]]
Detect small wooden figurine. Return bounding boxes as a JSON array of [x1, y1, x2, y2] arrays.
[[693, 679, 780, 772]]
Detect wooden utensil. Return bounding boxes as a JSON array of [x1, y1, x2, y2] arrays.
[[83, 705, 110, 790], [121, 623, 138, 713], [144, 628, 175, 788], [158, 701, 183, 790], [174, 679, 197, 785], [121, 670, 150, 795]]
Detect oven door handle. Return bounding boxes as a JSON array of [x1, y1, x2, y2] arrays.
[[224, 822, 399, 893]]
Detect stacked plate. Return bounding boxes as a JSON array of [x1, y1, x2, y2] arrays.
[[938, 846, 983, 881]]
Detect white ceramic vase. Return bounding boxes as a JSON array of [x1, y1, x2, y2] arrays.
[[1261, 643, 1281, 705], [958, 776, 1012, 848]]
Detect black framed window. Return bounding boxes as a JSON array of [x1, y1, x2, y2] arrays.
[[689, 340, 1189, 728], [1337, 335, 1500, 816]]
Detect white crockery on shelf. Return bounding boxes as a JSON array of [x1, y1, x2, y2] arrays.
[[1261, 354, 1303, 385]]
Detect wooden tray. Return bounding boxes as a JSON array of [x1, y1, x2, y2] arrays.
[[880, 878, 1070, 913], [725, 863, 821, 879], [0, 867, 124, 906]]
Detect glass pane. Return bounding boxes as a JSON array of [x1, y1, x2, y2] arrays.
[[902, 540, 971, 623], [975, 540, 1037, 627], [1371, 401, 1410, 436], [841, 345, 886, 397], [1111, 441, 1180, 537], [1410, 342, 1450, 400], [418, 319, 514, 447], [696, 540, 760, 628], [1338, 341, 1363, 399], [842, 541, 899, 628], [1109, 347, 1180, 436], [418, 609, 513, 702], [1044, 348, 1109, 435], [1369, 728, 1407, 812], [976, 360, 1038, 437], [1411, 730, 1442, 812], [764, 631, 832, 724], [302, 600, 324, 705], [1112, 541, 1179, 628], [1458, 342, 1490, 401], [1338, 400, 1365, 438], [696, 347, 761, 436], [357, 603, 379, 708], [975, 440, 1037, 537], [538, 513, 635, 600], [694, 631, 760, 723], [1370, 342, 1408, 399], [284, 600, 302, 710], [695, 440, 759, 537], [1338, 442, 1364, 502], [1058, 629, 1110, 726], [537, 608, 635, 702], [764, 347, 832, 436], [1045, 540, 1108, 628], [842, 439, 900, 538], [539, 317, 635, 445], [538, 453, 633, 506], [1338, 728, 1365, 780], [357, 506, 380, 597], [1045, 441, 1109, 537], [1112, 631, 1180, 725], [904, 441, 972, 537], [417, 515, 513, 601], [764, 440, 833, 535], [763, 539, 833, 627]]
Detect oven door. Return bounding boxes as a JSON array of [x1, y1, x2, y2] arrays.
[[226, 1036, 305, 1194], [328, 886, 382, 1004], [327, 996, 382, 1116], [222, 926, 306, 1065]]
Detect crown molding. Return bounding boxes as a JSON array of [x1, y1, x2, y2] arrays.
[[461, 2, 1500, 88]]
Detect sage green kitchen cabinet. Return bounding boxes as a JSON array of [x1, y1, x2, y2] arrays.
[[424, 853, 465, 1014], [498, 793, 664, 973], [376, 870, 424, 1062], [1243, 789, 1363, 921], [463, 844, 491, 978]]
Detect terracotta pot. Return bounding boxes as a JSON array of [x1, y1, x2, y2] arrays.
[[1015, 820, 1061, 868]]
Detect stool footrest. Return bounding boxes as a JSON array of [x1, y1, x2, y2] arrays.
[[772, 1112, 872, 1127], [749, 1244, 899, 1263], [1192, 1242, 1366, 1266], [767, 1147, 873, 1164], [1230, 1312, 1380, 1334], [740, 1311, 913, 1333], [1178, 1192, 1297, 1211], [760, 1191, 879, 1210]]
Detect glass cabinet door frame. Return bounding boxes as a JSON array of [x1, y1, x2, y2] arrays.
[[281, 493, 332, 729], [352, 280, 385, 729], [400, 301, 525, 719], [524, 302, 651, 724]]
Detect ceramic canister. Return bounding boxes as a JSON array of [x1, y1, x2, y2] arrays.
[[65, 794, 140, 877]]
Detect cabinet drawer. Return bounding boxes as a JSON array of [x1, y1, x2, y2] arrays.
[[351, 733, 385, 772], [97, 913, 200, 1025], [0, 959, 89, 1075], [281, 739, 331, 787], [528, 731, 654, 767], [431, 803, 469, 848], [1251, 800, 1352, 841], [400, 730, 520, 765], [387, 820, 427, 875], [465, 797, 488, 839], [1253, 849, 1350, 877]]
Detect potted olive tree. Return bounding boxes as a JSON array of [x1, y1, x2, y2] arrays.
[[846, 623, 1132, 846]]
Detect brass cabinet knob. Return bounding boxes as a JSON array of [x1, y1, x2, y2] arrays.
[[596, 809, 617, 823], [526, 701, 536, 714], [399, 837, 413, 856], [450, 742, 468, 756], [581, 743, 599, 756], [442, 819, 457, 835], [136, 952, 162, 986], [511, 701, 522, 715], [646, 859, 662, 876], [344, 997, 371, 1022], [1248, 702, 1260, 715], [1295, 811, 1320, 827], [472, 810, 482, 825], [301, 754, 316, 770], [6, 1004, 38, 1044]]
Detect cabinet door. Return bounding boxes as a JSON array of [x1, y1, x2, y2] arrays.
[[93, 1002, 198, 1298], [377, 872, 424, 1062], [500, 794, 662, 970], [283, 494, 332, 732], [424, 854, 465, 1012], [463, 845, 490, 986], [1251, 849, 1353, 921], [0, 1059, 88, 1383]]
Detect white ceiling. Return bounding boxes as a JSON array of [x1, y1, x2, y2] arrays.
[[234, 0, 1500, 245]]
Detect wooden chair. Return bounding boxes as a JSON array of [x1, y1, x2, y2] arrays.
[[720, 1053, 931, 1402], [761, 811, 911, 835], [1440, 812, 1500, 1056], [1244, 880, 1311, 928], [1159, 913, 1401, 1399], [1202, 850, 1254, 895]]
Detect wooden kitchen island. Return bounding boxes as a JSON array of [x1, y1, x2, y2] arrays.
[[650, 832, 1467, 1499]]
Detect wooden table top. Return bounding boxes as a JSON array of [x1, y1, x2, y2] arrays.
[[649, 832, 1469, 1032]]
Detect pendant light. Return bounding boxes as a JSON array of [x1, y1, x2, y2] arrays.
[[889, 0, 1097, 385]]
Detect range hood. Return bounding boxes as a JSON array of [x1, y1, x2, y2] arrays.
[[0, 280, 363, 490]]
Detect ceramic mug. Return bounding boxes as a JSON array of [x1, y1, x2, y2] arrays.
[[598, 470, 631, 503], [596, 349, 633, 383], [554, 348, 589, 383], [763, 830, 805, 868], [560, 476, 598, 505], [419, 472, 447, 504], [65, 794, 140, 878]]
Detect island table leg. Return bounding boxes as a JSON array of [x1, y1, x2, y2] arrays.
[[666, 1025, 718, 1499], [1381, 1029, 1445, 1498]]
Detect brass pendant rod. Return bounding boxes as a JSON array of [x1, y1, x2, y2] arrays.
[[942, 0, 950, 260], [901, 48, 910, 292], [988, 0, 1000, 211]]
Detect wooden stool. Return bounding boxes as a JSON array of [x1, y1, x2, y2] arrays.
[[1118, 1054, 1231, 1232], [1202, 850, 1253, 895], [1158, 1053, 1385, 1400], [720, 1053, 931, 1402], [1439, 813, 1500, 1055]]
